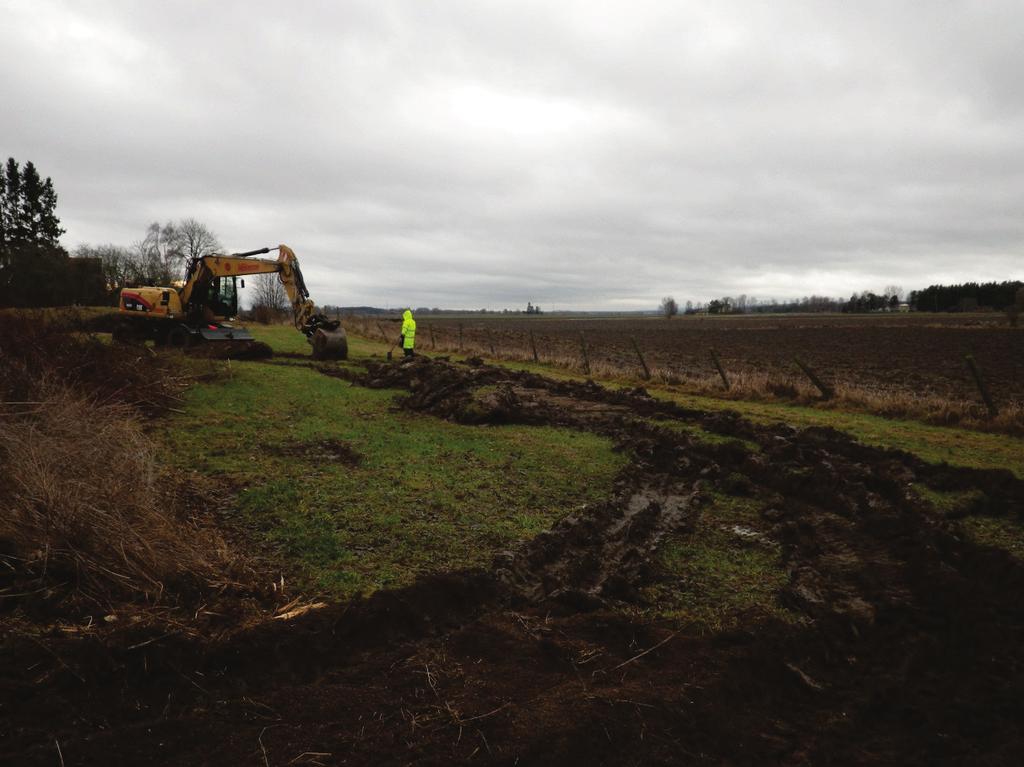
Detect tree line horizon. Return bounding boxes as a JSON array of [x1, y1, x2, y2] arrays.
[[2, 157, 1021, 317], [661, 281, 1024, 318]]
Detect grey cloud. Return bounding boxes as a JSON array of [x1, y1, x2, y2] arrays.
[[2, 0, 1022, 309]]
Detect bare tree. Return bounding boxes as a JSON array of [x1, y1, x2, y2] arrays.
[[74, 243, 135, 299], [72, 219, 221, 293], [131, 219, 221, 284], [125, 237, 165, 284], [178, 218, 221, 263], [251, 273, 289, 323], [660, 296, 679, 319], [141, 221, 186, 282]]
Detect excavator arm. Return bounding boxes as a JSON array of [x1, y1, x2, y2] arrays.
[[179, 245, 347, 359]]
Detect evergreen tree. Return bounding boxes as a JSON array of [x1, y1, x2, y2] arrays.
[[2, 158, 22, 244], [913, 281, 1024, 312], [0, 158, 65, 249], [39, 175, 63, 244], [0, 157, 71, 306], [21, 162, 44, 242], [18, 161, 65, 245], [0, 162, 6, 245]]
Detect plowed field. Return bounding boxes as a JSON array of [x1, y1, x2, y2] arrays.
[[419, 314, 1024, 407]]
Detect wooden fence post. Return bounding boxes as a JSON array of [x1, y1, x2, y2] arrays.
[[529, 330, 539, 362], [793, 357, 834, 400], [458, 323, 464, 353], [488, 337, 495, 357], [579, 331, 591, 376], [710, 348, 730, 390], [965, 355, 998, 417], [429, 325, 436, 350], [631, 336, 651, 380]]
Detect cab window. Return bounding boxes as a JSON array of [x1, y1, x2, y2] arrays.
[[207, 277, 238, 318]]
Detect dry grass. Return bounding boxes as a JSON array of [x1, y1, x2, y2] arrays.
[[0, 311, 230, 609], [672, 369, 1024, 434], [0, 382, 215, 601], [0, 309, 193, 412]]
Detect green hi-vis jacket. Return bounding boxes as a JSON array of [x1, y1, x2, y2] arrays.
[[401, 310, 416, 349]]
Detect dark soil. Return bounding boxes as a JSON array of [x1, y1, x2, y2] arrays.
[[4, 356, 1024, 765], [189, 339, 274, 360], [422, 314, 1024, 406], [266, 438, 363, 466]]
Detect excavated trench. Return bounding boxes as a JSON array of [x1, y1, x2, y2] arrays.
[[5, 355, 1024, 765]]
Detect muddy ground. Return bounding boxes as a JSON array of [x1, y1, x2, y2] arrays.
[[3, 356, 1024, 765]]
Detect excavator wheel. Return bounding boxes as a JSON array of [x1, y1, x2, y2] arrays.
[[167, 325, 193, 349], [311, 327, 348, 360], [111, 319, 144, 345]]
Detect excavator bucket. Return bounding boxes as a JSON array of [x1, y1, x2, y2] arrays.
[[311, 327, 348, 360]]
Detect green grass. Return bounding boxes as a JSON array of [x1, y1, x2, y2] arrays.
[[655, 391, 1024, 478], [961, 516, 1024, 560], [640, 493, 796, 632], [247, 323, 389, 359], [912, 485, 985, 516], [161, 327, 626, 596], [646, 417, 761, 452], [912, 485, 1024, 561]]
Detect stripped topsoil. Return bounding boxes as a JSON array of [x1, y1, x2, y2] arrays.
[[4, 355, 1024, 765]]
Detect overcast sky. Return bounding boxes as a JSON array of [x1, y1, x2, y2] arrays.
[[3, 1, 1022, 309]]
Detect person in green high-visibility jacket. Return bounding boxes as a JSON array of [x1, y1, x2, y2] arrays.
[[399, 309, 416, 357]]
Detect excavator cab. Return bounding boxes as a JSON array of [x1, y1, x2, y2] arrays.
[[205, 276, 239, 319]]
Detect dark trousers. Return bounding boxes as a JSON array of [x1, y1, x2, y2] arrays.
[[403, 347, 414, 357]]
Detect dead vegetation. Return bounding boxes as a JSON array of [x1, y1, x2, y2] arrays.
[[0, 311, 238, 616], [650, 366, 1024, 433], [0, 309, 192, 412]]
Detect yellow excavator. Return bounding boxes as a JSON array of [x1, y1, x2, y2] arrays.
[[114, 244, 347, 359]]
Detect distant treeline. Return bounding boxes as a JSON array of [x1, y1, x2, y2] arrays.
[[909, 281, 1024, 312], [683, 292, 903, 315], [686, 281, 1024, 316]]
